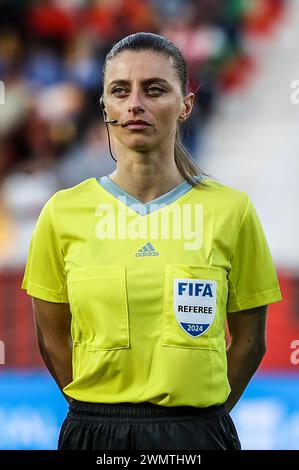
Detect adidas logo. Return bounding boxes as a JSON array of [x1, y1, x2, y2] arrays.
[[135, 242, 159, 257]]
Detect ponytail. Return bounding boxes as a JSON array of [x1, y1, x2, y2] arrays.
[[174, 127, 209, 188]]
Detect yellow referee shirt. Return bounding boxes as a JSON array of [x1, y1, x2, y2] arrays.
[[21, 176, 282, 406]]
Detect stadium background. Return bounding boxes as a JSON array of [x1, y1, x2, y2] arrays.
[[0, 0, 298, 450]]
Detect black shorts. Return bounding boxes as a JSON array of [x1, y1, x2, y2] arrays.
[[57, 400, 241, 450]]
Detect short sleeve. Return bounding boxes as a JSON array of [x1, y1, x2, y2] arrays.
[[21, 193, 69, 303], [227, 195, 282, 312]]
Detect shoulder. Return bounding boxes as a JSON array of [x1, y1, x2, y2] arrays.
[[53, 177, 96, 202], [197, 177, 250, 215], [35, 178, 97, 229], [44, 178, 97, 210]]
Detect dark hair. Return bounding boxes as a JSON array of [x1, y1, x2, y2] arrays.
[[102, 32, 209, 187]]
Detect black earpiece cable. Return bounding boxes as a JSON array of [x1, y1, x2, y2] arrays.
[[104, 120, 117, 163]]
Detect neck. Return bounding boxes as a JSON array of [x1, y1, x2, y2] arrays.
[[109, 146, 184, 204]]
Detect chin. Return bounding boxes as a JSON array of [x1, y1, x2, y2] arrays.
[[128, 145, 153, 152], [124, 138, 157, 152]]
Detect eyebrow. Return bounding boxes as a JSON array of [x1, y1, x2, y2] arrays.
[[108, 77, 171, 88]]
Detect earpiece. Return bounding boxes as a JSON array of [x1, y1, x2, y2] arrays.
[[99, 95, 119, 163], [100, 96, 118, 124], [100, 96, 105, 112]]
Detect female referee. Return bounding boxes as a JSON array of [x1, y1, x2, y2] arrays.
[[21, 32, 282, 450]]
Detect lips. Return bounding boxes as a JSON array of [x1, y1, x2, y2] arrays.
[[123, 119, 151, 127]]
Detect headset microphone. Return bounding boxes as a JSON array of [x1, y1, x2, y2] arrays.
[[100, 97, 119, 125], [100, 97, 118, 162], [99, 97, 157, 162], [104, 117, 119, 125]]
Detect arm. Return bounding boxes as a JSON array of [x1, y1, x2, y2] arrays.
[[225, 305, 267, 412], [32, 297, 73, 403]]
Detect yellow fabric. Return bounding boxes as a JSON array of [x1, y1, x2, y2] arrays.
[[21, 177, 282, 406]]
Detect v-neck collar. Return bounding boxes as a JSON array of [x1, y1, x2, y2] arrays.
[[96, 175, 198, 216]]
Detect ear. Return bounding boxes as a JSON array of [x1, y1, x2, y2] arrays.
[[178, 92, 194, 122]]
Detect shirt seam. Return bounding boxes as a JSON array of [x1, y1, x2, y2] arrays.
[[50, 192, 68, 300], [227, 272, 241, 311], [227, 193, 250, 310], [239, 193, 250, 230], [25, 281, 64, 296]]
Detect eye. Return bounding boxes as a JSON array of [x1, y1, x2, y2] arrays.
[[111, 86, 165, 97], [111, 87, 127, 95], [146, 86, 164, 95]]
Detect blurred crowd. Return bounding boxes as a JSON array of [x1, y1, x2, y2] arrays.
[[0, 0, 285, 267]]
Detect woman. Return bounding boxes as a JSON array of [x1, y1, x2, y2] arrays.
[[21, 32, 282, 450]]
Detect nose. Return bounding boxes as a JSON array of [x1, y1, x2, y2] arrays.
[[128, 88, 144, 115]]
